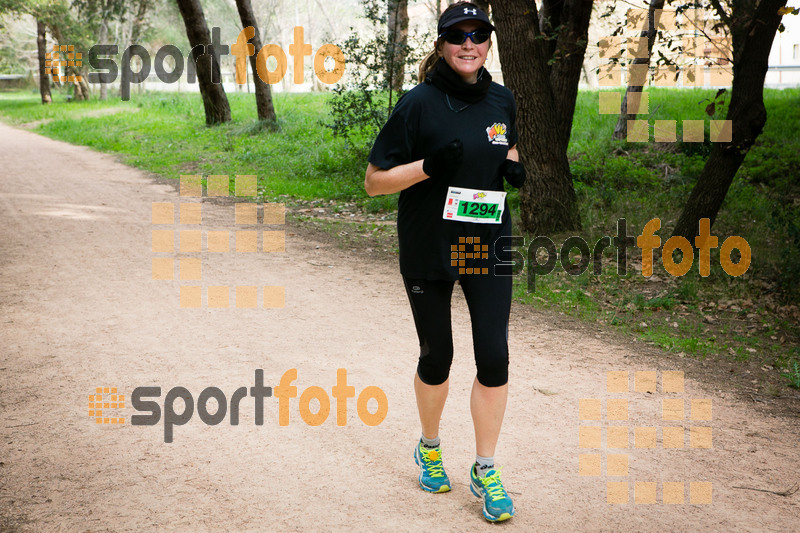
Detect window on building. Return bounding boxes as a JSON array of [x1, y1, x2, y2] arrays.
[[794, 44, 799, 60]]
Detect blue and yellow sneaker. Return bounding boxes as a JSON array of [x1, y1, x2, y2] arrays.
[[413, 442, 451, 493], [470, 464, 515, 522]]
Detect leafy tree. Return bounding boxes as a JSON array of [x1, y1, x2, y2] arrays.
[[612, 0, 666, 140], [326, 0, 428, 151], [386, 0, 408, 92], [36, 19, 52, 103], [73, 0, 129, 100], [174, 0, 231, 124], [672, 1, 796, 239], [233, 0, 277, 122], [491, 0, 594, 233], [4, 0, 95, 101]]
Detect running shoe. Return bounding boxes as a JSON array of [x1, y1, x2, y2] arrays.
[[470, 464, 515, 522], [413, 442, 451, 493]]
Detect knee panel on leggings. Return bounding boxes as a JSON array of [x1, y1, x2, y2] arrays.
[[473, 346, 509, 387], [417, 340, 454, 385], [460, 274, 512, 387], [471, 321, 509, 387], [403, 277, 455, 386]]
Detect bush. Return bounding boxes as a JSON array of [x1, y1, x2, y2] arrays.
[[325, 1, 430, 152]]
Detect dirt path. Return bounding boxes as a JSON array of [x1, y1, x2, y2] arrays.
[[0, 122, 798, 532]]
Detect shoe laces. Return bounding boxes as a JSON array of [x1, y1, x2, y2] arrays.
[[480, 469, 509, 502], [420, 446, 445, 478]]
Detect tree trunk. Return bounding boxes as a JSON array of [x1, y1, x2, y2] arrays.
[[387, 0, 408, 93], [129, 0, 151, 44], [98, 18, 109, 100], [118, 0, 148, 98], [234, 0, 277, 122], [612, 0, 665, 140], [473, 0, 490, 15], [422, 0, 443, 19], [492, 0, 592, 234], [95, 0, 117, 101], [129, 0, 152, 94], [36, 20, 52, 104], [49, 23, 89, 101], [175, 0, 232, 125], [70, 66, 91, 100], [672, 0, 786, 239]]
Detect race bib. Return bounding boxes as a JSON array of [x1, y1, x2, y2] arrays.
[[442, 186, 506, 224]]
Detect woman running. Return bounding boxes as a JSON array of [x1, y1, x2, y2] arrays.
[[364, 1, 525, 522]]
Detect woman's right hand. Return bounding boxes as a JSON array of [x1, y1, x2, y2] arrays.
[[422, 139, 463, 179], [364, 160, 428, 197], [364, 138, 463, 197]]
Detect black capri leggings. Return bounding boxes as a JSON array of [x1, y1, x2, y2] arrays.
[[402, 273, 512, 387]]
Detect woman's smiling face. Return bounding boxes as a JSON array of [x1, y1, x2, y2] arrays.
[[437, 20, 491, 84]]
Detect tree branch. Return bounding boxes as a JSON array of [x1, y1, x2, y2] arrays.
[[540, 0, 563, 36], [527, 0, 542, 38], [709, 0, 731, 27]]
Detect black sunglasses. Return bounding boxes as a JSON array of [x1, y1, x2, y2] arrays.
[[438, 29, 492, 45]]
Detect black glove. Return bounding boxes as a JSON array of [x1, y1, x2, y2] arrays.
[[423, 139, 463, 179], [499, 159, 526, 188]]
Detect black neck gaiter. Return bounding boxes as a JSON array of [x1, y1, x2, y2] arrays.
[[426, 58, 492, 104]]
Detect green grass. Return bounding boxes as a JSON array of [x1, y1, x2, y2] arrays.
[[781, 359, 800, 389], [524, 87, 800, 391], [0, 89, 377, 206], [2, 85, 799, 392]]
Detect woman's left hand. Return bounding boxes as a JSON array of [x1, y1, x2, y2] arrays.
[[499, 159, 526, 188]]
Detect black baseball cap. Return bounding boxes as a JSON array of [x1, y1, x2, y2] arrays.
[[437, 4, 495, 35]]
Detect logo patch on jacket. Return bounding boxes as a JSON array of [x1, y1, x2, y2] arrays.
[[486, 123, 508, 145]]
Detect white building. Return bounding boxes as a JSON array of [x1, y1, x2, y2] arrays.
[[767, 10, 800, 87]]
